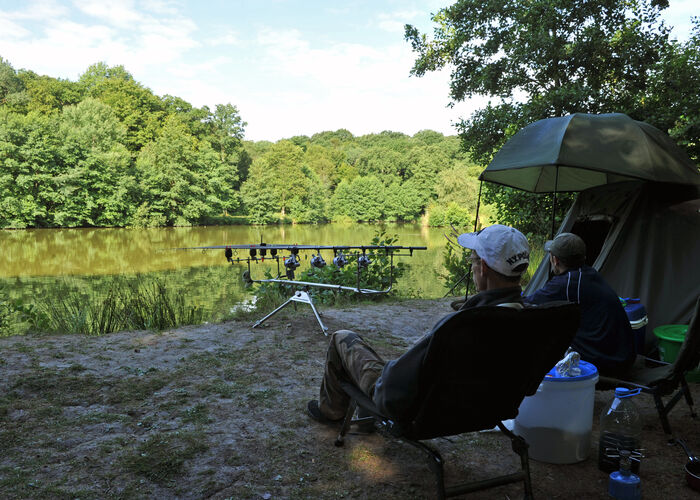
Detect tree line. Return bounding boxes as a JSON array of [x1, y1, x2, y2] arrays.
[[3, 0, 697, 237], [0, 59, 483, 229], [406, 0, 700, 235]]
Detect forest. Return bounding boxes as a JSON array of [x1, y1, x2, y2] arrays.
[[2, 0, 699, 238], [0, 58, 482, 230]]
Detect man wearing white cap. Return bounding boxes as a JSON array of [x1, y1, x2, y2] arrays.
[[307, 224, 530, 427]]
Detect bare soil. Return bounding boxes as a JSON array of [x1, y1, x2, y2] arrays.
[[1, 298, 699, 499]]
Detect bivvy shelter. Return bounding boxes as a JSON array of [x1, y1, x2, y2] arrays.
[[476, 113, 700, 350], [523, 180, 700, 347]]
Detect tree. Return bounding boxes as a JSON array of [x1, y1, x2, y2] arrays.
[[0, 57, 23, 104], [17, 71, 82, 115], [240, 140, 309, 220], [330, 176, 385, 222], [287, 166, 328, 223], [383, 180, 426, 221], [135, 115, 214, 225], [206, 103, 246, 159], [0, 110, 64, 227], [204, 103, 249, 188], [355, 146, 408, 182], [642, 19, 700, 162], [80, 63, 165, 151], [405, 0, 688, 235], [55, 98, 134, 226]]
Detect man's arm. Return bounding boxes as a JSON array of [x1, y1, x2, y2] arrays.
[[372, 334, 431, 420], [523, 274, 568, 305], [372, 312, 456, 420]]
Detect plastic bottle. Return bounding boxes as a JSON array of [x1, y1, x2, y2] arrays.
[[608, 449, 641, 499], [598, 387, 642, 474]]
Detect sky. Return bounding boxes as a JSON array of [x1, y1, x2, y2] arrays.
[[0, 0, 696, 142]]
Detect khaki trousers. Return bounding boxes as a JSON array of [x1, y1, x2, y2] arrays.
[[319, 330, 385, 420]]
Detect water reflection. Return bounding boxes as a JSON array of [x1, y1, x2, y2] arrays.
[[0, 224, 453, 320]]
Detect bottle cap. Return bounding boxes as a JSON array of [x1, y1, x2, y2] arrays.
[[615, 387, 641, 398]]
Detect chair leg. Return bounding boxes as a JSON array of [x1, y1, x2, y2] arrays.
[[499, 422, 534, 500], [680, 379, 697, 419], [335, 400, 357, 447], [651, 391, 674, 439], [403, 439, 446, 500]]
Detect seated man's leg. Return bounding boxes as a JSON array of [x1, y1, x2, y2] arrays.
[[318, 329, 385, 420]]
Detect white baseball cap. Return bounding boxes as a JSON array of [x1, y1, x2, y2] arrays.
[[457, 224, 530, 277]]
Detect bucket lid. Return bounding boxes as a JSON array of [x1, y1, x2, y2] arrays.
[[544, 359, 598, 382], [654, 324, 688, 343]]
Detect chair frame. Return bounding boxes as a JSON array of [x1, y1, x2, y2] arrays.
[[335, 381, 533, 499], [598, 295, 700, 441], [330, 302, 580, 499]]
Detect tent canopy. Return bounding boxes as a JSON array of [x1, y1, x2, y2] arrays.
[[480, 113, 700, 193]]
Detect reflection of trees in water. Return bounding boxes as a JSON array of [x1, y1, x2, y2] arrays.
[[0, 223, 452, 300], [1, 266, 250, 322]]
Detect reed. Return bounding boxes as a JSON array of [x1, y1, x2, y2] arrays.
[[38, 277, 203, 335]]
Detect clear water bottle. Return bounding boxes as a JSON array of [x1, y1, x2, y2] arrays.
[[598, 387, 642, 474], [608, 450, 641, 499]]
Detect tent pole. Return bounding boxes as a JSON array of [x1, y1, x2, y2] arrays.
[[550, 167, 559, 239], [466, 181, 484, 296], [444, 181, 483, 300], [473, 181, 482, 231]]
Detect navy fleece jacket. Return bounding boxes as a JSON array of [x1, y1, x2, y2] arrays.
[[523, 265, 635, 375]]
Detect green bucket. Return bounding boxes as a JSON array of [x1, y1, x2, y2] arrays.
[[654, 324, 688, 363], [653, 324, 700, 382]]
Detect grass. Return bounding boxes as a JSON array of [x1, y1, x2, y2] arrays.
[[38, 278, 204, 336], [121, 431, 209, 485]]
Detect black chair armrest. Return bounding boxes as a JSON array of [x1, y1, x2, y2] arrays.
[[643, 356, 670, 367], [339, 380, 387, 420]]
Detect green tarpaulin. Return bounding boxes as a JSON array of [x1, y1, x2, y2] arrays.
[[480, 113, 700, 192]]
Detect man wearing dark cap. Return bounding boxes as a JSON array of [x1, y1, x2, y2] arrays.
[[307, 224, 530, 426], [523, 232, 635, 376]]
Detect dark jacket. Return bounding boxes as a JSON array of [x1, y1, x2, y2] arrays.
[[523, 265, 635, 376], [372, 286, 523, 420]]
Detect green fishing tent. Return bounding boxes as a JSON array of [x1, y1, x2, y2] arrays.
[[478, 113, 700, 349], [480, 113, 699, 192]]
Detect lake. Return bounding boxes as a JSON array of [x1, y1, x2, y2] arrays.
[[0, 223, 460, 320]]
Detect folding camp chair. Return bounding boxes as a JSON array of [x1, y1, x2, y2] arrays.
[[333, 302, 581, 499], [598, 295, 700, 441]]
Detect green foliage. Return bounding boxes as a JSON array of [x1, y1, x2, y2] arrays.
[[427, 202, 473, 227], [438, 238, 471, 297], [406, 0, 699, 238], [330, 176, 385, 221], [0, 109, 64, 228], [38, 277, 203, 335], [1, 58, 486, 229], [253, 230, 408, 306], [0, 288, 39, 337]]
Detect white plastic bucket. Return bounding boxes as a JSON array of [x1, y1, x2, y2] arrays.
[[514, 360, 599, 464]]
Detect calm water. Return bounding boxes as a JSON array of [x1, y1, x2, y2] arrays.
[[0, 224, 456, 317]]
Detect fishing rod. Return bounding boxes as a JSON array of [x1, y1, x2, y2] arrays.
[[176, 240, 427, 334]]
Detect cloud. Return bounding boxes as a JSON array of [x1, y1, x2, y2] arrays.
[[234, 26, 483, 140], [0, 18, 31, 40], [375, 9, 423, 34], [660, 0, 696, 41], [205, 31, 241, 47], [1, 0, 70, 22]]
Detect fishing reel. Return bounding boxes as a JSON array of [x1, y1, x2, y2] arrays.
[[357, 253, 372, 269], [333, 251, 348, 268], [310, 253, 326, 269], [284, 253, 301, 279]]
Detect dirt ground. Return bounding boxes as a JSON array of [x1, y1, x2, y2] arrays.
[[1, 298, 699, 499]]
